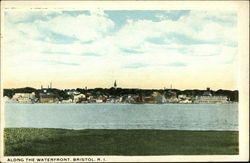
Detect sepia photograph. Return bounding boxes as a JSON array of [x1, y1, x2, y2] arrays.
[[0, 1, 249, 162]]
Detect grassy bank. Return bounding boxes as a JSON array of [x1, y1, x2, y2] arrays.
[[4, 128, 238, 156]]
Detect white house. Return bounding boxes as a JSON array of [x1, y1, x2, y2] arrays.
[[61, 99, 73, 103], [12, 92, 36, 103], [73, 94, 86, 103]]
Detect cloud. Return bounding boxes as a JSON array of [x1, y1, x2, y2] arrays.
[[121, 48, 144, 54], [3, 10, 238, 89], [124, 63, 150, 69], [40, 12, 114, 42], [62, 11, 90, 16], [43, 50, 70, 55], [40, 31, 79, 44], [146, 37, 166, 45], [166, 62, 187, 67], [5, 10, 114, 43], [156, 10, 191, 21], [81, 53, 102, 56], [43, 60, 80, 66], [4, 11, 61, 23]]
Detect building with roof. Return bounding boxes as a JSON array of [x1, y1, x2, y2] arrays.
[[73, 93, 86, 103], [194, 87, 228, 104], [12, 92, 36, 103], [39, 93, 59, 103]]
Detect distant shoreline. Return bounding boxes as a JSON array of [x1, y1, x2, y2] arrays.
[[4, 87, 239, 104]]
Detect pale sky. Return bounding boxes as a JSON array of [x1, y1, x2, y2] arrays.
[[2, 10, 238, 90]]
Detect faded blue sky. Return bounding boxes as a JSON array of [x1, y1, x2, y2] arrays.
[[3, 10, 238, 90]]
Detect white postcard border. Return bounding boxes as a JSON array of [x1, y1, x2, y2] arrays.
[[0, 1, 249, 162]]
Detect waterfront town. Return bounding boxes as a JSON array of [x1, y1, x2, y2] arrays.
[[3, 81, 238, 104]]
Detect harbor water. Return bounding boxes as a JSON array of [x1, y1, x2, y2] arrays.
[[4, 103, 238, 131]]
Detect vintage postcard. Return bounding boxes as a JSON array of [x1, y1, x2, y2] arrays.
[[0, 1, 249, 162]]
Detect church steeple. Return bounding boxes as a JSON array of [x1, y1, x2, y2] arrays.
[[114, 80, 117, 88]]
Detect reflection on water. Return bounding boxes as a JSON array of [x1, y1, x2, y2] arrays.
[[4, 103, 238, 131]]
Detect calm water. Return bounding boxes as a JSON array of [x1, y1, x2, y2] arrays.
[[4, 103, 238, 131]]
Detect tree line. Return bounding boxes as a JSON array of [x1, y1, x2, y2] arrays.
[[3, 87, 239, 102]]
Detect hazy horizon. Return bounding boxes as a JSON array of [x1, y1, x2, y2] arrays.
[[3, 82, 238, 91], [2, 10, 238, 90]]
